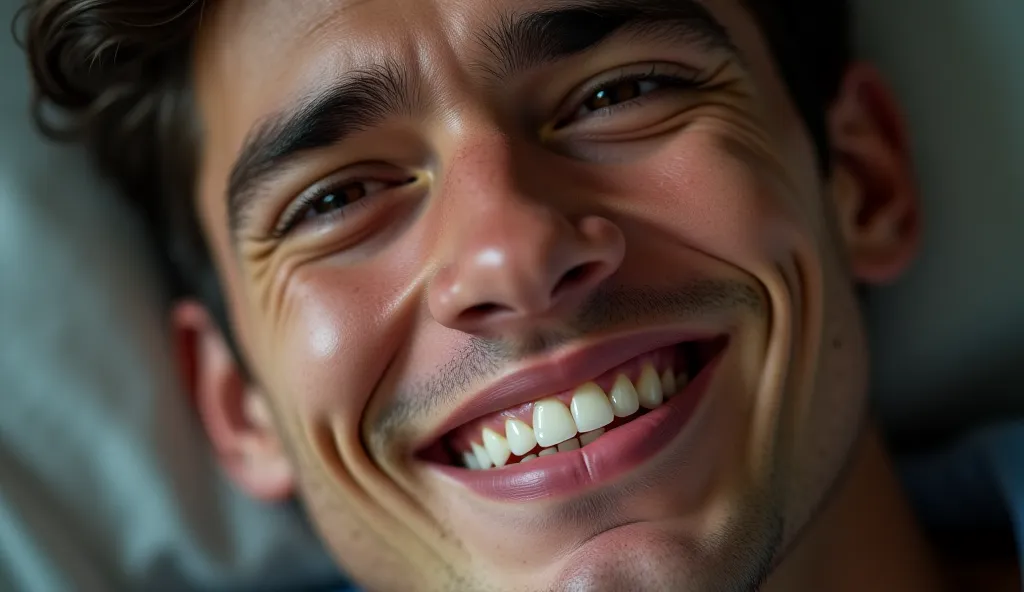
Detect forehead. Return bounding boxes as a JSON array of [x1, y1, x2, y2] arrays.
[[191, 0, 771, 207], [197, 0, 490, 108], [194, 0, 753, 111]]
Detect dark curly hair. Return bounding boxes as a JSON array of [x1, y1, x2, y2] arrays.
[[15, 0, 850, 337]]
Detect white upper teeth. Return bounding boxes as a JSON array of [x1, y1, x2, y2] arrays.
[[482, 427, 511, 467], [461, 361, 685, 469], [533, 398, 577, 447], [471, 441, 493, 469], [570, 382, 615, 432], [505, 418, 537, 456], [609, 373, 640, 417], [676, 372, 689, 391], [660, 369, 676, 399], [636, 363, 664, 409]]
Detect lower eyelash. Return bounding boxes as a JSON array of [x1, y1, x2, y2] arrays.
[[556, 70, 712, 129], [274, 190, 372, 238], [274, 175, 417, 238]]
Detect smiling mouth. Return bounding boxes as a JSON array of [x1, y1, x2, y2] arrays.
[[420, 336, 728, 471]]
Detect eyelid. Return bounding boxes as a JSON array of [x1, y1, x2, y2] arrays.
[[273, 164, 414, 237], [548, 62, 708, 133]]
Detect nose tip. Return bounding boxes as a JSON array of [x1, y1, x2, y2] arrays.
[[429, 215, 624, 334]]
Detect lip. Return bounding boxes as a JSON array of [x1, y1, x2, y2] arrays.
[[430, 346, 724, 502], [417, 326, 723, 453]]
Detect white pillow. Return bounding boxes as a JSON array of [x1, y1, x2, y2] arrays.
[[0, 1, 339, 589]]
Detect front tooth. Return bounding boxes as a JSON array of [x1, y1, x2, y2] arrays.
[[471, 442, 493, 469], [609, 374, 640, 417], [637, 363, 664, 408], [557, 438, 581, 452], [482, 428, 511, 467], [505, 418, 537, 456], [570, 383, 614, 432], [538, 447, 557, 457], [520, 454, 538, 463], [676, 372, 690, 391], [463, 451, 481, 470], [533, 398, 577, 447], [579, 428, 605, 446], [661, 369, 676, 398]]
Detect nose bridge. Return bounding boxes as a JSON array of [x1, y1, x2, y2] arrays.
[[444, 133, 526, 219], [447, 144, 564, 269], [427, 133, 625, 335], [437, 135, 567, 302]]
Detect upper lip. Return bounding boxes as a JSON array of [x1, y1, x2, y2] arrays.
[[416, 325, 722, 453]]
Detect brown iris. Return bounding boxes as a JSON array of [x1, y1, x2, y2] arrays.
[[310, 182, 367, 215], [583, 79, 643, 112]]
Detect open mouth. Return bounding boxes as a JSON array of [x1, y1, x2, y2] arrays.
[[420, 336, 728, 471]]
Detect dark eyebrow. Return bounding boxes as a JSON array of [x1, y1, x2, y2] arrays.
[[474, 0, 737, 80], [227, 60, 413, 235], [225, 0, 735, 236]]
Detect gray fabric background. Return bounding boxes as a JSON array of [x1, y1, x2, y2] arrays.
[[855, 0, 1024, 442], [0, 1, 338, 590]]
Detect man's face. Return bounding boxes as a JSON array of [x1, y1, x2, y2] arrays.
[[186, 0, 913, 589]]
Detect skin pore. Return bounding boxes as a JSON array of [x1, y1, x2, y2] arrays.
[[172, 0, 951, 589]]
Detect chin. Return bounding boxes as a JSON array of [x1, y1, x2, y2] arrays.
[[547, 514, 781, 592]]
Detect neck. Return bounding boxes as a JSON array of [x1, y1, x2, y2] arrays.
[[764, 428, 947, 592]]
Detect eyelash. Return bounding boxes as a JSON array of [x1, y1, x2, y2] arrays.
[[273, 176, 413, 237], [558, 65, 710, 128], [272, 66, 708, 237]]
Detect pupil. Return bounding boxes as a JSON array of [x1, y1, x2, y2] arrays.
[[615, 80, 641, 102], [585, 80, 643, 112], [313, 183, 367, 215], [315, 193, 338, 213]]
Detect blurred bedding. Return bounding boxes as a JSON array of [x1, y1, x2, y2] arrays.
[[0, 0, 339, 590], [0, 0, 1021, 590]]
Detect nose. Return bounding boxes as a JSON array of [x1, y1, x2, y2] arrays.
[[429, 188, 625, 336]]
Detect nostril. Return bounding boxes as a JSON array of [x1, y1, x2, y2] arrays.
[[459, 302, 506, 323], [552, 262, 602, 300], [448, 261, 610, 327], [468, 302, 502, 315], [562, 264, 588, 283]]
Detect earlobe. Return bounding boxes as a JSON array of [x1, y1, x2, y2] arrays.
[[172, 300, 294, 501], [827, 63, 920, 284]]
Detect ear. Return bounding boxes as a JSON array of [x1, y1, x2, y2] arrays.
[[172, 300, 294, 501], [827, 63, 920, 284]]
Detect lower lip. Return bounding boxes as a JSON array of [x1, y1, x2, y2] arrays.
[[430, 349, 724, 502]]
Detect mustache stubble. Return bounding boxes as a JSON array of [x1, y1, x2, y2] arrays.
[[370, 279, 763, 450]]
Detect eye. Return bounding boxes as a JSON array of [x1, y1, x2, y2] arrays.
[[301, 181, 376, 220], [578, 78, 661, 115], [555, 65, 707, 130], [275, 175, 415, 237]]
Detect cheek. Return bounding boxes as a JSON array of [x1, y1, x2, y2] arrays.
[[610, 125, 820, 279], [266, 264, 401, 418]]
